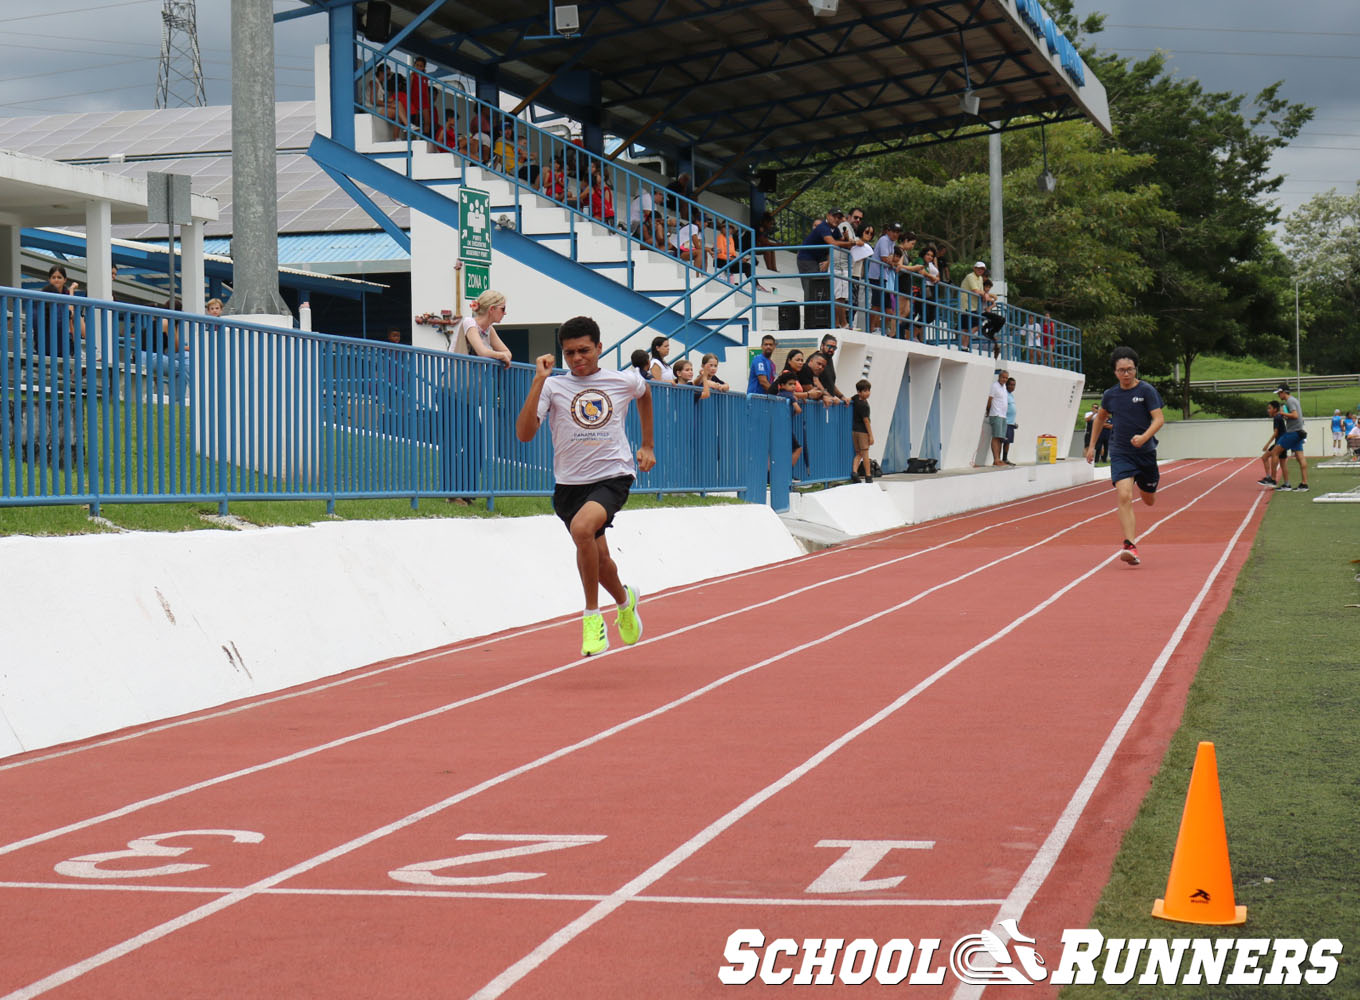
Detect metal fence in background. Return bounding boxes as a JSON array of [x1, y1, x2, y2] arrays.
[[2, 289, 848, 516]]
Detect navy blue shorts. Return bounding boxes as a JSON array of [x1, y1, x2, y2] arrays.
[[1110, 450, 1160, 493], [1276, 430, 1304, 453]]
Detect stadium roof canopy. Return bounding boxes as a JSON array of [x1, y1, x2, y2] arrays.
[[293, 0, 1109, 173]]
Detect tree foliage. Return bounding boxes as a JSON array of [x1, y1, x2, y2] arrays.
[[780, 5, 1315, 414], [1281, 185, 1360, 371]]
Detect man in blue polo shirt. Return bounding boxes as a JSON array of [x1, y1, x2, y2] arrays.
[[1084, 346, 1164, 566], [747, 334, 777, 394]]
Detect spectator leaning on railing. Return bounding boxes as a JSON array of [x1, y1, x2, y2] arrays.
[[815, 335, 848, 405], [799, 351, 837, 403], [797, 208, 861, 328], [959, 260, 987, 351], [909, 245, 940, 343], [867, 221, 900, 333], [693, 354, 729, 401], [894, 232, 924, 340], [747, 334, 777, 395]]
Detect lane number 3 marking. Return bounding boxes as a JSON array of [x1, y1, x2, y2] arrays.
[[54, 830, 265, 880]]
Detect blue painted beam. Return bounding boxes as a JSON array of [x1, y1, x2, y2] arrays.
[[306, 135, 732, 346], [20, 228, 380, 300]]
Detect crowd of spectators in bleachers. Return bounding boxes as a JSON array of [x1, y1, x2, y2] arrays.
[[362, 54, 1066, 368]]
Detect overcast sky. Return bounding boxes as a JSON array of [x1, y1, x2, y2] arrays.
[[0, 0, 1354, 221]]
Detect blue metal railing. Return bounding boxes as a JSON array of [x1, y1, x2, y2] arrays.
[[761, 244, 1082, 370], [1, 289, 847, 515], [353, 43, 756, 293]]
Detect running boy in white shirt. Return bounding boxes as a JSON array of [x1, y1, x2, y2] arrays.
[[516, 316, 657, 656]]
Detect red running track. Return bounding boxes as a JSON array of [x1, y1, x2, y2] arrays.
[[0, 459, 1268, 999]]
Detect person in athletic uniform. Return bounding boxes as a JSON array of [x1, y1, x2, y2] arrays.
[[1084, 346, 1164, 566], [515, 316, 656, 656]]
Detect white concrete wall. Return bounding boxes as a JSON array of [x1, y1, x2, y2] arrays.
[[0, 504, 801, 759], [787, 459, 1095, 535], [765, 331, 1085, 471], [1151, 415, 1335, 459]]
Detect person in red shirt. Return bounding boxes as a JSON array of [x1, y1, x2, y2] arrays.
[[407, 57, 434, 136], [586, 162, 614, 225]]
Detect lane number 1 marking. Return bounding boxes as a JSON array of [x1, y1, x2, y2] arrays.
[[806, 839, 935, 893]]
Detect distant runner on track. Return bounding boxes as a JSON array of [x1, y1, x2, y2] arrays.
[[516, 316, 656, 656], [1084, 346, 1165, 566]]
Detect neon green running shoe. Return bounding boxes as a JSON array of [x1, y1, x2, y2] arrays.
[[615, 585, 643, 646], [581, 612, 609, 657]]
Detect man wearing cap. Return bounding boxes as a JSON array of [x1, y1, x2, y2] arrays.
[[1331, 408, 1345, 457], [959, 260, 988, 352], [797, 208, 860, 329], [1272, 383, 1310, 492]]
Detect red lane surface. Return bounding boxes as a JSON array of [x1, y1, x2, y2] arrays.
[[0, 460, 1266, 999]]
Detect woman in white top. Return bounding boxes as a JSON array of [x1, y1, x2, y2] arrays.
[[647, 336, 673, 382], [456, 290, 513, 366]]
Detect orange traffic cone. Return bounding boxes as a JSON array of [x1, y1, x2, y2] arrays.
[[1152, 741, 1247, 925]]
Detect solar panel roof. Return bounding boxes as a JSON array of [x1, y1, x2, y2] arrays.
[[0, 102, 408, 239]]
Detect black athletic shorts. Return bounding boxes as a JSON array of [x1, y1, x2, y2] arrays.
[[552, 475, 634, 537]]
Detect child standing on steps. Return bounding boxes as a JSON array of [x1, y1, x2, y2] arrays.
[[851, 379, 874, 483]]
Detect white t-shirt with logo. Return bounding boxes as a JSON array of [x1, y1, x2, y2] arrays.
[[537, 367, 648, 484]]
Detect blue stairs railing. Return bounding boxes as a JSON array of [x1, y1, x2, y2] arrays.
[[345, 42, 757, 351]]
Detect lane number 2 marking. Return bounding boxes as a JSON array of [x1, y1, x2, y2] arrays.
[[54, 830, 265, 880], [389, 833, 607, 887]]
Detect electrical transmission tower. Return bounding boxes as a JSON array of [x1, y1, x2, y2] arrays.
[[155, 0, 207, 109]]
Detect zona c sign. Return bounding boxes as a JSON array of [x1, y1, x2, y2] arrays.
[[463, 262, 490, 301]]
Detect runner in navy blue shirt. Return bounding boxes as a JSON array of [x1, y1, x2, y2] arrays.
[[1084, 346, 1165, 566]]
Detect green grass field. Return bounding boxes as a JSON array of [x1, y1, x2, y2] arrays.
[[1079, 354, 1360, 425], [0, 490, 743, 537], [1066, 465, 1359, 998]]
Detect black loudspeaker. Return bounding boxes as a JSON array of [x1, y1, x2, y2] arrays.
[[758, 170, 778, 193], [778, 303, 800, 331], [804, 303, 831, 329], [364, 2, 392, 42]]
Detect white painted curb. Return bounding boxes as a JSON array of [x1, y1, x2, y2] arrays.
[[0, 504, 800, 758]]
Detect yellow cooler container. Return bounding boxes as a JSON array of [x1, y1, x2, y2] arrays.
[[1036, 435, 1058, 464]]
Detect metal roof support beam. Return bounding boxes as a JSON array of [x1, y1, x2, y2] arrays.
[[691, 58, 1042, 150], [598, 6, 954, 109], [758, 105, 1069, 173], [368, 0, 452, 63], [308, 137, 413, 255]]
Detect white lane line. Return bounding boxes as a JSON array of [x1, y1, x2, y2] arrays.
[[1, 466, 1236, 1000], [0, 466, 1183, 859], [0, 469, 1137, 773], [0, 881, 1003, 907], [949, 478, 1265, 1000], [467, 461, 1250, 999]]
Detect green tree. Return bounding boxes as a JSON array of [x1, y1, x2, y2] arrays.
[[1281, 185, 1360, 372], [1092, 51, 1312, 414]]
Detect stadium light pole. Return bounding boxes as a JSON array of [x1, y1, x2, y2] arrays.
[[226, 0, 290, 322], [1294, 276, 1301, 399]]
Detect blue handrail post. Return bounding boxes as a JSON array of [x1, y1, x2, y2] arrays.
[[769, 399, 792, 513]]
